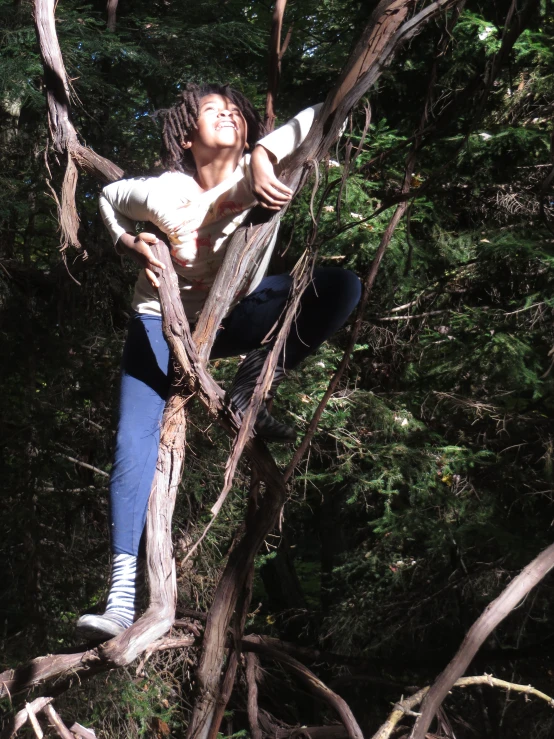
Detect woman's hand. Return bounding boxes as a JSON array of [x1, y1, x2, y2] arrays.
[[117, 232, 166, 288], [250, 145, 293, 210]]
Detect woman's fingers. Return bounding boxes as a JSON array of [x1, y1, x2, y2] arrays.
[[255, 182, 293, 209], [145, 267, 161, 289], [133, 235, 166, 287], [137, 231, 158, 244]]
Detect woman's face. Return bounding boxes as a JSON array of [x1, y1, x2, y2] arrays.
[[187, 94, 248, 159]]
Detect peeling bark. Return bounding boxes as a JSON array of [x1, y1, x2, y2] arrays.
[[33, 0, 123, 249]]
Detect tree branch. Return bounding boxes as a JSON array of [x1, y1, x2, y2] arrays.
[[371, 674, 554, 739], [265, 0, 289, 131], [409, 543, 554, 739]]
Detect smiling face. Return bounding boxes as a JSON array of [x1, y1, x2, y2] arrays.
[[185, 94, 248, 164]]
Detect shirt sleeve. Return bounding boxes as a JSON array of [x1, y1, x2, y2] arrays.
[[99, 173, 193, 250], [256, 103, 323, 164], [99, 177, 155, 247]]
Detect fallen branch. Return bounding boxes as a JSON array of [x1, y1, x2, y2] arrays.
[[371, 674, 554, 739], [0, 698, 52, 739], [42, 704, 74, 739], [244, 636, 364, 739]]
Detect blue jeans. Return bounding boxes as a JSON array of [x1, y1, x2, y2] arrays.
[[110, 268, 361, 554]]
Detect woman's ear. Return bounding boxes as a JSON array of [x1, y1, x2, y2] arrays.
[[244, 142, 250, 150], [180, 139, 193, 150]]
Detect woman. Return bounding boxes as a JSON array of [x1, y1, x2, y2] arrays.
[[76, 84, 360, 641]]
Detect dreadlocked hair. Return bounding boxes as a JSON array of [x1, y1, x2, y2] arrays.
[[160, 83, 266, 173]]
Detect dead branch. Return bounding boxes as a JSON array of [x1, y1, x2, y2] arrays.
[[409, 543, 554, 739], [42, 704, 74, 739], [0, 651, 101, 699], [1, 697, 94, 739], [246, 653, 263, 739], [24, 703, 43, 738], [69, 723, 97, 738], [371, 674, 554, 739], [56, 454, 110, 478], [0, 698, 52, 739], [244, 636, 364, 739]]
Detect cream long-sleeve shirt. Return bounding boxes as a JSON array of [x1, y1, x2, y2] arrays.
[[99, 104, 322, 319]]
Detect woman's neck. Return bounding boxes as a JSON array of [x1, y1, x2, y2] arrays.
[[193, 150, 243, 192]]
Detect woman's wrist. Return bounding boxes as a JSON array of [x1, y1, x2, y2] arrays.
[[117, 233, 137, 253]]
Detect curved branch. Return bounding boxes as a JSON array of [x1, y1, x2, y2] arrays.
[[34, 0, 123, 249], [372, 674, 554, 739], [409, 543, 554, 739]]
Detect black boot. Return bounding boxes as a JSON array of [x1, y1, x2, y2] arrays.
[[228, 350, 296, 443]]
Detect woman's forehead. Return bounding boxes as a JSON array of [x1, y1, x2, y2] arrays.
[[199, 94, 239, 108]]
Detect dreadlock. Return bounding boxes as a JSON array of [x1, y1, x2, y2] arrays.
[[160, 83, 266, 173]]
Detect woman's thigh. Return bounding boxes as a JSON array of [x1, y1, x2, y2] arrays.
[[210, 274, 293, 359], [210, 268, 360, 367]]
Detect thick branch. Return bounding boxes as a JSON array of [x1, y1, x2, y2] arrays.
[[106, 0, 118, 32], [246, 653, 263, 739]]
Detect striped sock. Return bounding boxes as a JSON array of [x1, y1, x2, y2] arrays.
[[104, 553, 143, 629]]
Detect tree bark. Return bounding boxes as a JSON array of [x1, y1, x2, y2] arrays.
[[265, 0, 288, 131], [106, 0, 118, 31]]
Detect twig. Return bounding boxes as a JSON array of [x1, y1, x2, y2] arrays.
[[56, 454, 109, 478], [371, 309, 449, 321]]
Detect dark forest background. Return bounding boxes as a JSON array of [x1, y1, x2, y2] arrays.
[[1, 0, 554, 736]]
